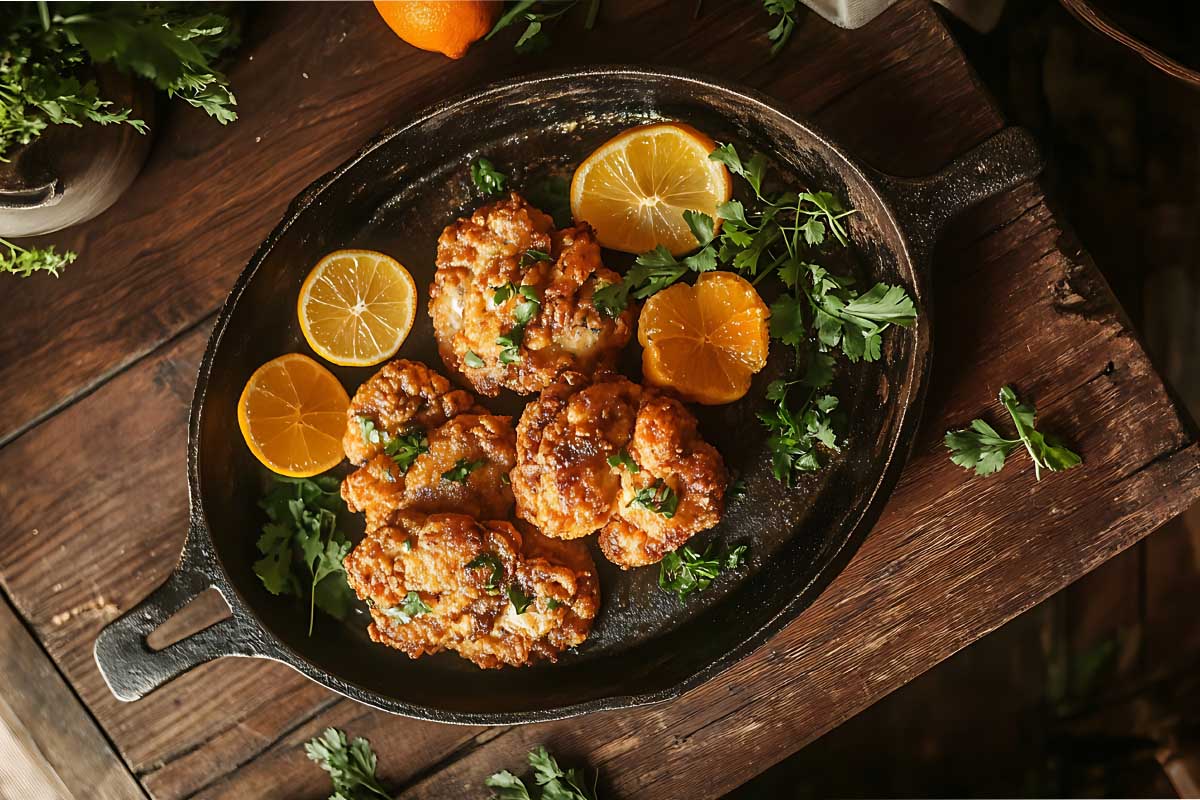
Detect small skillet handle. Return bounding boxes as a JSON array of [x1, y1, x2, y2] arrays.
[[875, 127, 1044, 264], [94, 528, 262, 701]]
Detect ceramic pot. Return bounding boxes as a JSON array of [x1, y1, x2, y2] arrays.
[[0, 67, 154, 237]]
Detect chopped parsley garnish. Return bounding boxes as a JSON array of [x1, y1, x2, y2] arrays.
[[253, 476, 355, 635], [545, 597, 563, 611], [359, 416, 428, 474], [464, 350, 485, 368], [945, 385, 1082, 480], [465, 552, 503, 594], [659, 542, 748, 601], [494, 283, 542, 363], [507, 584, 534, 614], [383, 591, 431, 624], [519, 248, 552, 267], [471, 157, 507, 196], [628, 479, 678, 518], [442, 458, 485, 483], [606, 448, 640, 473]]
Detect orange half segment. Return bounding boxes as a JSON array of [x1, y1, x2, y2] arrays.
[[570, 122, 732, 255], [639, 271, 770, 405], [238, 353, 350, 477]]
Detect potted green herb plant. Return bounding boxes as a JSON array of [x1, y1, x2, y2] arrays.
[[0, 2, 240, 275]]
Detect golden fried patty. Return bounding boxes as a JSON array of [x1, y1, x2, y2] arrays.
[[343, 512, 599, 668], [340, 359, 513, 525], [512, 371, 727, 568], [429, 193, 635, 396]]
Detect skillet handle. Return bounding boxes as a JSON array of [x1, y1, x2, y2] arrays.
[[876, 127, 1043, 262], [94, 529, 262, 701]]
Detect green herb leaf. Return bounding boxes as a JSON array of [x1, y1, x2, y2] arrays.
[[465, 552, 504, 594], [627, 479, 678, 518], [763, 0, 798, 57], [606, 448, 640, 473], [528, 747, 598, 800], [545, 597, 563, 611], [592, 279, 631, 319], [305, 728, 390, 800], [253, 476, 353, 635], [485, 769, 533, 800], [758, 378, 842, 485], [683, 210, 715, 247], [659, 542, 748, 601], [384, 429, 429, 474], [520, 248, 552, 267], [0, 238, 76, 278], [507, 584, 534, 614], [946, 386, 1082, 480], [464, 350, 485, 368], [471, 157, 508, 197], [442, 458, 485, 483], [383, 591, 431, 624]]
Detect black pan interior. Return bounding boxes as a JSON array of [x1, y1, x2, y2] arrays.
[[194, 69, 927, 721]]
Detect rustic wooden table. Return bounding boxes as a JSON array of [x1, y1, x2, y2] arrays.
[[2, 2, 1199, 799]]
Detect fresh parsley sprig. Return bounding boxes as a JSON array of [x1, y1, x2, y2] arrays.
[[945, 386, 1082, 480], [758, 355, 841, 483], [0, 237, 76, 277], [485, 746, 599, 800], [253, 475, 355, 636], [443, 457, 486, 483], [592, 211, 718, 318], [305, 728, 390, 800], [485, 0, 601, 54], [763, 0, 798, 58], [466, 552, 504, 595], [659, 542, 748, 601]]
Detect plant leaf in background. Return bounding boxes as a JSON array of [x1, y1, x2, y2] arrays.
[[486, 0, 601, 54]]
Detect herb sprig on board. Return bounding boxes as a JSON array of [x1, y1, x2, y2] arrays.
[[486, 746, 600, 800], [305, 728, 390, 800], [945, 386, 1082, 480], [253, 475, 355, 636], [0, 237, 76, 277]]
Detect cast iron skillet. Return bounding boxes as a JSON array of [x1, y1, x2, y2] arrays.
[[94, 67, 1041, 725]]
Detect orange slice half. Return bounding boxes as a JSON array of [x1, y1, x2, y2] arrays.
[[570, 122, 732, 256], [238, 353, 350, 477]]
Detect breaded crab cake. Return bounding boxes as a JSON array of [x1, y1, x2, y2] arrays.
[[429, 193, 635, 396], [340, 360, 515, 525], [343, 511, 600, 668], [512, 371, 727, 568]]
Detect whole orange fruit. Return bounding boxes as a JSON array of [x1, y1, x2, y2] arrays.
[[374, 0, 502, 59]]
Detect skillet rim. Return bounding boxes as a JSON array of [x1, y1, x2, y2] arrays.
[[187, 64, 932, 725]]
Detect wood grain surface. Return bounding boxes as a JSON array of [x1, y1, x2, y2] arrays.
[[0, 2, 1197, 798]]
